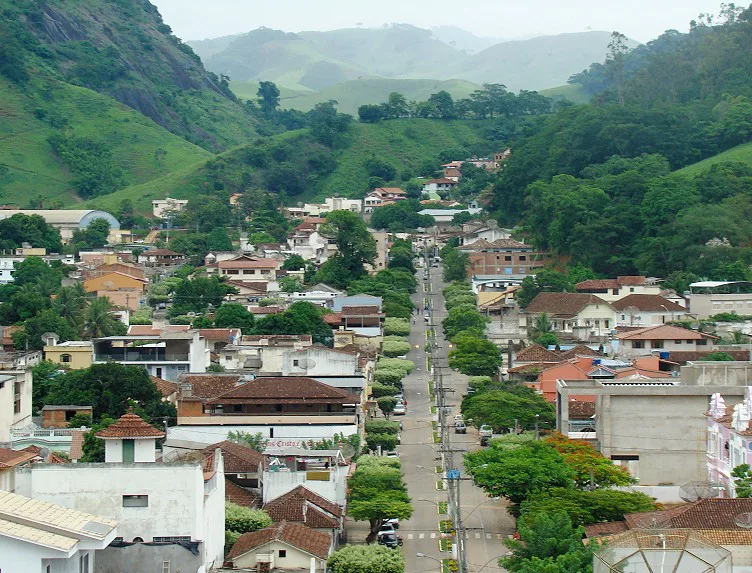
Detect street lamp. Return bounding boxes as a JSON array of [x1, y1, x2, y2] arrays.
[[416, 553, 442, 562]]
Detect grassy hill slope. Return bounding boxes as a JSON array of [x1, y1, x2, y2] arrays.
[[88, 119, 488, 213], [5, 0, 257, 151], [674, 142, 752, 177], [0, 77, 212, 208], [540, 83, 590, 104], [230, 78, 481, 115]]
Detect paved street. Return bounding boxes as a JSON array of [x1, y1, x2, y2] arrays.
[[400, 263, 515, 573]]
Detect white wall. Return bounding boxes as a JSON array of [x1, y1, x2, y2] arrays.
[[282, 348, 357, 376], [0, 535, 90, 573], [0, 370, 32, 442], [15, 463, 211, 544], [104, 439, 156, 463], [263, 465, 348, 507], [167, 423, 358, 446], [233, 541, 324, 571]]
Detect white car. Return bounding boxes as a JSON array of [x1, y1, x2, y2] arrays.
[[454, 414, 464, 423], [393, 403, 406, 416]]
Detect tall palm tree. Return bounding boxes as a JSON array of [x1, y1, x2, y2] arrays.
[[55, 284, 87, 329], [529, 312, 555, 341], [82, 297, 120, 339]]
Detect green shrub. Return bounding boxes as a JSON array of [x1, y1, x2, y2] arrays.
[[377, 357, 415, 374], [370, 383, 400, 398], [365, 433, 398, 451], [373, 369, 405, 386], [365, 420, 400, 435], [384, 317, 411, 336], [382, 340, 411, 358], [383, 335, 409, 343], [225, 503, 272, 533]]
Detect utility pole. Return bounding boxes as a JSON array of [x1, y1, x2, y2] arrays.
[[535, 414, 540, 440]]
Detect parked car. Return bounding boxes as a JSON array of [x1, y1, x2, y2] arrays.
[[454, 414, 464, 423], [378, 532, 403, 548], [479, 424, 493, 438], [393, 403, 406, 416], [455, 421, 467, 434]]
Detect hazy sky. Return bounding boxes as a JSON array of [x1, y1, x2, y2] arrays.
[[151, 0, 724, 43]]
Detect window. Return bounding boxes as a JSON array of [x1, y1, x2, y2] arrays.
[[123, 495, 148, 507], [674, 340, 682, 344], [612, 289, 619, 295], [651, 341, 664, 349], [13, 381, 21, 414], [162, 562, 171, 573], [80, 553, 89, 573], [233, 405, 243, 413], [519, 256, 527, 261], [153, 536, 191, 543], [279, 550, 287, 558], [61, 353, 72, 363], [633, 341, 645, 349], [697, 339, 708, 346], [47, 566, 51, 573], [293, 360, 300, 367], [504, 256, 512, 261], [155, 367, 163, 378], [630, 287, 635, 293], [605, 320, 610, 329]]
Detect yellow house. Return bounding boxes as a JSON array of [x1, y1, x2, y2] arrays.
[[83, 272, 148, 294], [43, 341, 93, 370]]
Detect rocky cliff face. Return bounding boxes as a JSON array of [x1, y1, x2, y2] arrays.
[[5, 0, 257, 150]]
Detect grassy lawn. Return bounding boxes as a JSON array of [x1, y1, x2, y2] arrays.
[[438, 501, 448, 514], [675, 142, 752, 177]]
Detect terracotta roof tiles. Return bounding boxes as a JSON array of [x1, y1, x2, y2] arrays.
[[225, 478, 261, 508], [0, 447, 36, 469], [95, 413, 165, 439], [515, 344, 562, 364], [525, 292, 611, 316], [201, 440, 263, 474], [150, 376, 178, 398], [612, 294, 686, 312], [206, 377, 359, 405], [227, 521, 331, 561], [264, 487, 341, 529]]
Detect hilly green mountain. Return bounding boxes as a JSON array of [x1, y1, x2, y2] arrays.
[[230, 78, 482, 115], [194, 25, 635, 94], [2, 0, 257, 151], [86, 119, 488, 214], [429, 26, 499, 54]]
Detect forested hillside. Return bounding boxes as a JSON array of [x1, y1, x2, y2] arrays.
[[0, 0, 257, 151], [488, 5, 752, 281]]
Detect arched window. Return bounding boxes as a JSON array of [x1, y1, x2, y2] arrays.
[[60, 354, 72, 363]]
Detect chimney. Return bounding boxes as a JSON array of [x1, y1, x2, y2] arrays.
[[180, 383, 193, 398]]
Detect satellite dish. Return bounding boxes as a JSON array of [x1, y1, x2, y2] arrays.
[[735, 513, 752, 529], [338, 443, 356, 458], [680, 480, 715, 502]]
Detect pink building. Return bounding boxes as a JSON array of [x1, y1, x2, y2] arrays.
[[707, 389, 752, 497]]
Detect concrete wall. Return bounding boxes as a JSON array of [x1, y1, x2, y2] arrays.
[[681, 362, 752, 387], [688, 293, 752, 319], [282, 348, 357, 376], [263, 464, 348, 507], [97, 542, 201, 573], [167, 423, 358, 446], [621, 339, 714, 356], [596, 392, 744, 486], [0, 370, 32, 442], [15, 463, 209, 543], [232, 541, 323, 571]]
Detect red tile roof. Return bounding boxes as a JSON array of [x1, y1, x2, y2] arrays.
[[227, 521, 331, 561], [198, 329, 236, 342], [341, 305, 381, 316], [323, 312, 342, 325], [611, 294, 686, 312], [225, 478, 261, 508], [568, 401, 596, 419], [669, 350, 750, 364], [150, 376, 178, 398], [249, 306, 282, 314], [525, 292, 611, 316], [0, 447, 36, 469], [558, 345, 605, 360], [207, 377, 359, 405], [515, 344, 562, 363], [576, 276, 647, 290], [95, 413, 165, 439], [218, 257, 278, 269], [141, 249, 184, 257], [425, 178, 457, 185], [264, 486, 341, 529], [459, 239, 530, 251], [201, 440, 263, 474], [177, 374, 244, 400]]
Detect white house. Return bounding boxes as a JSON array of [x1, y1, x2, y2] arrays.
[[225, 521, 331, 572], [262, 448, 350, 507], [616, 324, 718, 357], [92, 330, 208, 381], [688, 280, 752, 319], [16, 412, 226, 573], [421, 178, 457, 194], [152, 197, 188, 219], [283, 283, 343, 306], [458, 220, 512, 246], [0, 367, 33, 442], [218, 335, 314, 372], [612, 294, 689, 327], [0, 490, 118, 573], [575, 276, 663, 302], [523, 292, 617, 340]]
